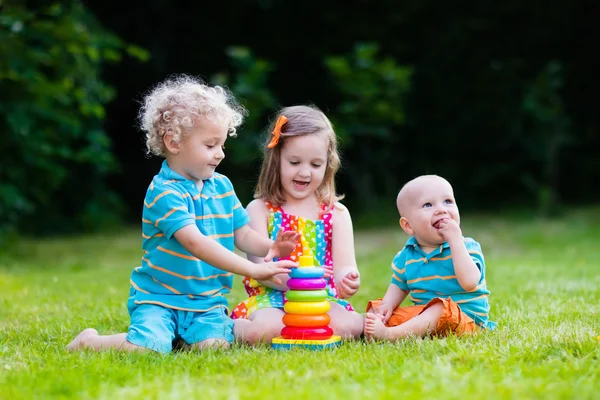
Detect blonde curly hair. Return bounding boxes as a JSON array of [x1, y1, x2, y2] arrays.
[[138, 74, 247, 156]]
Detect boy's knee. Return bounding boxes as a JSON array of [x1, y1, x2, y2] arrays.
[[428, 302, 445, 314]]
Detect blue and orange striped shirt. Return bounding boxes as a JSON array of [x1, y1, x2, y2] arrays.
[[391, 236, 496, 329], [129, 160, 250, 313]]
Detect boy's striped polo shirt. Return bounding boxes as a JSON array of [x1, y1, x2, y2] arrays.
[[130, 160, 250, 313], [391, 236, 496, 329]]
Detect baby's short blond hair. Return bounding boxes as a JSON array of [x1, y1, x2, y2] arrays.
[[396, 175, 453, 217], [138, 74, 247, 156]]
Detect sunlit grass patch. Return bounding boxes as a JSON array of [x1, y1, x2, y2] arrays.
[[1, 207, 599, 399]]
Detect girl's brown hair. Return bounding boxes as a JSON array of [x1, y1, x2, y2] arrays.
[[254, 105, 344, 209]]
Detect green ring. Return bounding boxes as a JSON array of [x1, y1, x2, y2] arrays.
[[285, 289, 328, 302]]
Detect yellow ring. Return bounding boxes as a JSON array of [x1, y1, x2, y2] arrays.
[[284, 300, 331, 315]]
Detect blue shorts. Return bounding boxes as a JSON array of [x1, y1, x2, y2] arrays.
[[126, 303, 234, 354]]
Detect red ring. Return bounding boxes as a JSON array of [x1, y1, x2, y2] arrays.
[[280, 326, 334, 340]]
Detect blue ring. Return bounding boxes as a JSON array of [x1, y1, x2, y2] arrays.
[[289, 267, 325, 279]]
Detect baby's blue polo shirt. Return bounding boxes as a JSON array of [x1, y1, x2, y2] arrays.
[[391, 236, 496, 329], [130, 160, 250, 313]]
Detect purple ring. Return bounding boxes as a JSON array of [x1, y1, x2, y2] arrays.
[[287, 278, 327, 291]]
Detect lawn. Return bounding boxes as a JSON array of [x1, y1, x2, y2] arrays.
[[1, 206, 599, 399]]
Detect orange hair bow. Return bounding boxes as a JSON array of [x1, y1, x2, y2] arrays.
[[267, 115, 288, 148]]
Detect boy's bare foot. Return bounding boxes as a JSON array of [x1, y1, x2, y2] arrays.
[[364, 313, 391, 341], [66, 328, 98, 351]]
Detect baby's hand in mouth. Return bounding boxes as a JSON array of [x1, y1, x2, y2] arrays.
[[433, 218, 448, 229]]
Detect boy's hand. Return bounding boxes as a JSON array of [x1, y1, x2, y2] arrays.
[[337, 270, 360, 299], [250, 259, 297, 285], [373, 302, 394, 324], [437, 218, 462, 243], [264, 229, 301, 262]]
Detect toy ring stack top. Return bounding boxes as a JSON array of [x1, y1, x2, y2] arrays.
[[289, 267, 325, 279]]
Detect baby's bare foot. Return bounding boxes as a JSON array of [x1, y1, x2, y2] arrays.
[[66, 328, 98, 351], [364, 313, 390, 341]]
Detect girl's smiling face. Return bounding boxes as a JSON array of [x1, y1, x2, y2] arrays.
[[279, 134, 328, 202]]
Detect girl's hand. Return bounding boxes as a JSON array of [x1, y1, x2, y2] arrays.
[[322, 265, 334, 280], [264, 229, 301, 262], [250, 259, 297, 284], [337, 270, 360, 299]]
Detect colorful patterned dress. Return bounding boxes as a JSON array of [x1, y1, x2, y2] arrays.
[[230, 200, 354, 319]]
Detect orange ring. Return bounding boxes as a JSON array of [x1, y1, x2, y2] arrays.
[[282, 313, 331, 328]]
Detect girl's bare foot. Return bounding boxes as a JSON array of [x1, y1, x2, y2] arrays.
[[66, 328, 98, 351], [364, 313, 390, 341]]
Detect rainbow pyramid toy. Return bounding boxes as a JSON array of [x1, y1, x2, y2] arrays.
[[272, 255, 342, 350]]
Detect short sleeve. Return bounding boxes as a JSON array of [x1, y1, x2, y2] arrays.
[[465, 238, 486, 281], [390, 250, 409, 291], [232, 191, 250, 230], [143, 185, 195, 239]]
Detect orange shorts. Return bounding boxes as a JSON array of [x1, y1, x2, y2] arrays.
[[366, 297, 479, 336]]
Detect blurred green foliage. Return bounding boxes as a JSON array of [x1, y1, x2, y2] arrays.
[[325, 43, 413, 208], [521, 61, 572, 216], [0, 2, 148, 241], [212, 47, 277, 161], [211, 47, 277, 200], [211, 43, 413, 207], [1, 1, 598, 239]]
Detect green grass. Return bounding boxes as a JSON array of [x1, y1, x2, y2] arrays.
[[1, 206, 599, 399]]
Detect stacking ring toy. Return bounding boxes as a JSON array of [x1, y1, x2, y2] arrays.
[[287, 278, 326, 291], [299, 256, 315, 267], [284, 300, 331, 315], [281, 326, 334, 340], [283, 313, 331, 328], [289, 267, 325, 279], [285, 289, 328, 302], [272, 255, 342, 349]]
